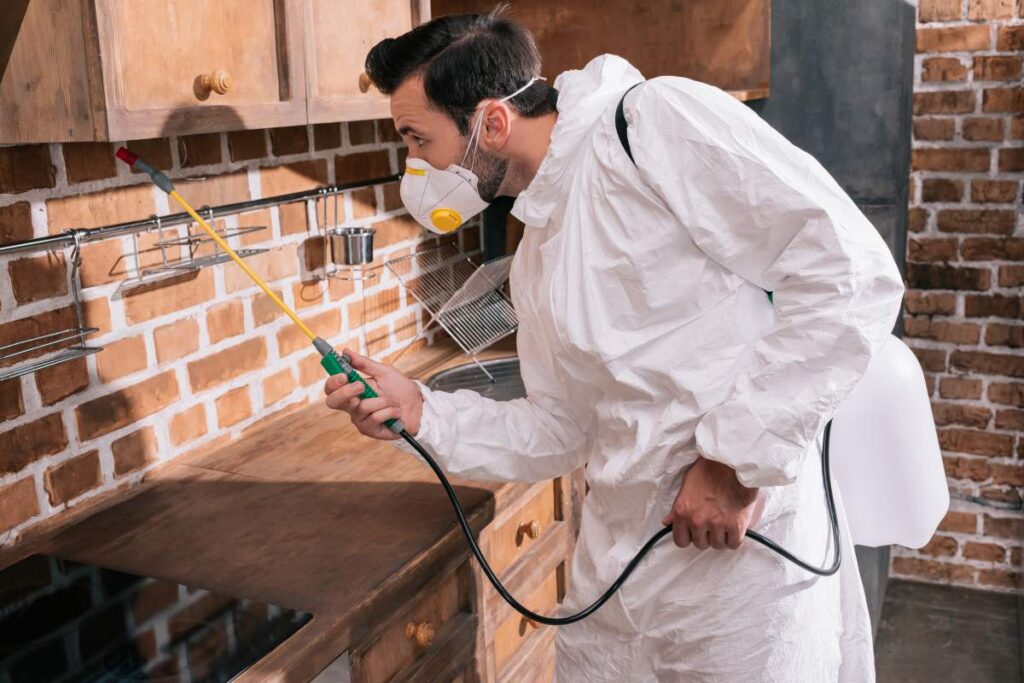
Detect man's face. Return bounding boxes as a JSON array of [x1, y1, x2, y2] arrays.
[[391, 76, 509, 201]]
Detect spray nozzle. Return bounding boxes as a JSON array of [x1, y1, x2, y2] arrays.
[[114, 147, 174, 193], [115, 147, 138, 167]]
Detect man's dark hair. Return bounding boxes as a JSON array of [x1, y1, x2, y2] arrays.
[[365, 5, 558, 135]]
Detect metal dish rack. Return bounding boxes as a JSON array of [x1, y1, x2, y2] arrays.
[[0, 234, 102, 382], [116, 208, 267, 296], [385, 244, 517, 381]]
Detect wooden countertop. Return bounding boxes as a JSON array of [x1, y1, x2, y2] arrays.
[[3, 338, 521, 681]]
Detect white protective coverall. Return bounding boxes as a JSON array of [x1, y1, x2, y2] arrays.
[[396, 55, 905, 682]]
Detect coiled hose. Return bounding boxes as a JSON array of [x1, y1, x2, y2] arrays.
[[399, 420, 840, 626]]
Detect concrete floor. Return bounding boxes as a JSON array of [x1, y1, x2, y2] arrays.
[[875, 579, 1022, 682]]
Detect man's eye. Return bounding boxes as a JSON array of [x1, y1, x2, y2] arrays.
[[413, 136, 426, 147]]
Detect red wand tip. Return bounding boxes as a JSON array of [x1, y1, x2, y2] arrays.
[[115, 147, 138, 166]]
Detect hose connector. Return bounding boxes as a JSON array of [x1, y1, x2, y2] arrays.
[[314, 337, 405, 433]]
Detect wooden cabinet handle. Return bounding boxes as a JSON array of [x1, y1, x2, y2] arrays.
[[358, 71, 374, 93], [516, 519, 541, 545], [405, 620, 435, 648], [199, 70, 232, 95]]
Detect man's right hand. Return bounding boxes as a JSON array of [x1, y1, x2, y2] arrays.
[[323, 348, 424, 440]]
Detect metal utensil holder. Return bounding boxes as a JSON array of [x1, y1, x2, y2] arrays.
[[116, 208, 268, 296], [385, 244, 517, 381], [318, 188, 377, 281], [0, 233, 102, 382]]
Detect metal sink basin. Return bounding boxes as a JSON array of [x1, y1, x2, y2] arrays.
[[424, 357, 525, 401]]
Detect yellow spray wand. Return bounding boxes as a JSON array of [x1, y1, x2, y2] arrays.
[[115, 147, 404, 432]]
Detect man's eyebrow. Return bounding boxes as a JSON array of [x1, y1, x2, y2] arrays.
[[398, 125, 423, 137]]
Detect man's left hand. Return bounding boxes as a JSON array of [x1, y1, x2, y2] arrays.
[[661, 457, 763, 550]]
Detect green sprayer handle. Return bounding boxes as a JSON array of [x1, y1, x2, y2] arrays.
[[320, 349, 405, 433]]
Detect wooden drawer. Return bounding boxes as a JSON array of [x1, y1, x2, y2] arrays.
[[486, 481, 558, 577], [491, 566, 560, 676], [497, 626, 556, 683], [351, 561, 473, 683]]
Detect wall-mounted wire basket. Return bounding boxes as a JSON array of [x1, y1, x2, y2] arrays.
[[0, 234, 102, 382], [316, 189, 377, 281], [385, 244, 516, 380], [116, 208, 267, 297]]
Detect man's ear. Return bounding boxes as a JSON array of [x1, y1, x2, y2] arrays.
[[479, 102, 512, 153]]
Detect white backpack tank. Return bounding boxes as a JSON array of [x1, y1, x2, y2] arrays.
[[830, 334, 949, 548]]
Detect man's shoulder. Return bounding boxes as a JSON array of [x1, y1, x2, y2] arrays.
[[631, 75, 738, 110]]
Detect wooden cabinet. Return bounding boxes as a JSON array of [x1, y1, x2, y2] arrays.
[[0, 0, 428, 143], [0, 0, 307, 142], [432, 0, 771, 100], [350, 560, 476, 683], [305, 0, 430, 124], [1, 0, 768, 142], [94, 0, 308, 140], [491, 568, 559, 674], [314, 472, 584, 683], [472, 477, 579, 683]]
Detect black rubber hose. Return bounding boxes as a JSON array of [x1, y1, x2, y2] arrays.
[[398, 419, 839, 626]]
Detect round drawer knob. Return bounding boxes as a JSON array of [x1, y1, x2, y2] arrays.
[[358, 71, 374, 93], [516, 519, 541, 545], [199, 70, 232, 95], [405, 620, 436, 648]]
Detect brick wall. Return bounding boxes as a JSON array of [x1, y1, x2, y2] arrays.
[[0, 122, 479, 542], [897, 0, 1022, 591]]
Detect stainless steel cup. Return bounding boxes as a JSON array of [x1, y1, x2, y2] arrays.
[[328, 227, 375, 266]]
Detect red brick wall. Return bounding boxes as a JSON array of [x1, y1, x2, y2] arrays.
[[0, 123, 479, 541], [897, 0, 1023, 591]]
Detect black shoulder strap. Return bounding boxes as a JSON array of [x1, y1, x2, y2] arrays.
[[614, 82, 775, 304], [615, 82, 643, 166]]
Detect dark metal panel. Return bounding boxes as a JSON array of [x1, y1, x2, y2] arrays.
[[749, 0, 916, 637]]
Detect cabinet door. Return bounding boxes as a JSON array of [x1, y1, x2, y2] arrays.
[[93, 0, 307, 139], [305, 0, 430, 124], [0, 0, 102, 143]]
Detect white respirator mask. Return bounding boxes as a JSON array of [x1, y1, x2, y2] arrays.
[[400, 77, 544, 234]]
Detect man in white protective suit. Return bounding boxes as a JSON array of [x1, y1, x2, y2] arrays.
[[324, 8, 905, 682]]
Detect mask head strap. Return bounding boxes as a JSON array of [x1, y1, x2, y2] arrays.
[[462, 76, 546, 168]]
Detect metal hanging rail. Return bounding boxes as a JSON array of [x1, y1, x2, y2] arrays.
[[0, 174, 400, 257]]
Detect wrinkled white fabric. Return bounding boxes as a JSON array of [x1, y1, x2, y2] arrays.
[[396, 55, 904, 682]]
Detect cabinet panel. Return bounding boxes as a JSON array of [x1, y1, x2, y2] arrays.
[[305, 0, 429, 123], [496, 626, 556, 683], [0, 0, 102, 142], [94, 0, 307, 139], [432, 0, 770, 100]]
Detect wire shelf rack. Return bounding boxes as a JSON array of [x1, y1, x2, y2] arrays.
[[385, 244, 516, 380], [116, 208, 267, 297], [0, 234, 102, 382]]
